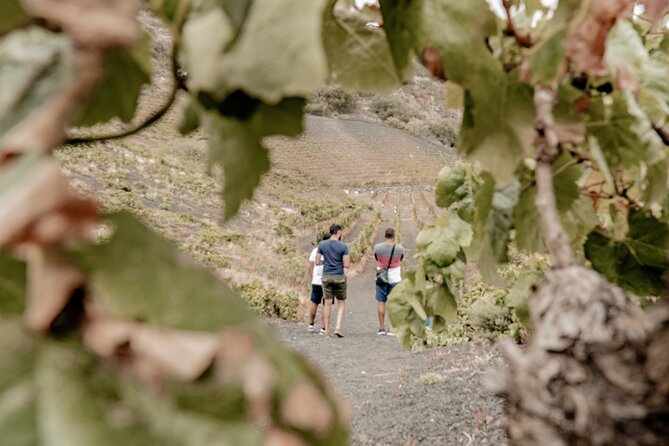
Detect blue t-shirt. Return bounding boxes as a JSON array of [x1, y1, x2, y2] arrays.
[[317, 239, 349, 276]]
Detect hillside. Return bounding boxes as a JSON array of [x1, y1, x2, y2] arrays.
[[57, 78, 456, 320]]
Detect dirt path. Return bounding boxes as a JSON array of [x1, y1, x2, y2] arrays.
[[270, 192, 506, 445]]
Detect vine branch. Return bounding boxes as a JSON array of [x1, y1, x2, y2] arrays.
[[502, 0, 533, 48], [534, 85, 576, 268]]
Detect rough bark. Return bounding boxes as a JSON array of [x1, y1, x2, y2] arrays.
[[490, 266, 669, 445]]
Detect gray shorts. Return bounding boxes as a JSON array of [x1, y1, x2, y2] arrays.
[[321, 274, 347, 301]]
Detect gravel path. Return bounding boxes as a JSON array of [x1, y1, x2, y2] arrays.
[[270, 193, 507, 445]]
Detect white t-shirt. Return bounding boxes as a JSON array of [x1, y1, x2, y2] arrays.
[[309, 247, 324, 285]]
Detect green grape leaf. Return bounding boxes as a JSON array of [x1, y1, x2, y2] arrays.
[[585, 208, 669, 296], [148, 0, 190, 28], [0, 253, 26, 315], [37, 342, 149, 446], [178, 98, 201, 135], [322, 0, 402, 90], [220, 0, 254, 31], [0, 380, 36, 446], [0, 319, 35, 392], [459, 73, 535, 184], [75, 37, 152, 126], [0, 0, 30, 35], [529, 29, 567, 85], [561, 195, 599, 260], [514, 186, 543, 253], [605, 20, 669, 105], [587, 91, 664, 167], [379, 0, 418, 80], [68, 212, 256, 331], [0, 319, 36, 446], [375, 0, 535, 182], [426, 285, 457, 321], [478, 180, 520, 284], [434, 164, 467, 209], [405, 294, 428, 321], [514, 153, 587, 254], [183, 0, 327, 103], [0, 28, 73, 140], [203, 96, 305, 219], [587, 91, 668, 205], [387, 281, 424, 348]]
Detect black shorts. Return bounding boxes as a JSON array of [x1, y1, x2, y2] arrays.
[[310, 284, 323, 304], [321, 275, 347, 301]]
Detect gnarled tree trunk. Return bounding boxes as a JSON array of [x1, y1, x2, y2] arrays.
[[491, 266, 669, 445]]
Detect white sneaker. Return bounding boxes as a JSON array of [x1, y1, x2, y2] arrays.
[[308, 324, 315, 332]]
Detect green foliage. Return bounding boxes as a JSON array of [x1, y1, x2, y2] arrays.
[[204, 96, 305, 219], [387, 213, 472, 348], [75, 38, 152, 126], [322, 0, 402, 90], [69, 212, 255, 332], [585, 208, 669, 296], [0, 253, 26, 315], [235, 281, 299, 320], [0, 0, 29, 35]]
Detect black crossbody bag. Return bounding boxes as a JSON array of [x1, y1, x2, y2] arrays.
[[375, 244, 395, 286]]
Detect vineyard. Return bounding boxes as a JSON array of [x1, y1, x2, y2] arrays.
[[3, 0, 669, 445]]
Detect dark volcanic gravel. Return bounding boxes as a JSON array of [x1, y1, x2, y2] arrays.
[[270, 194, 507, 445]]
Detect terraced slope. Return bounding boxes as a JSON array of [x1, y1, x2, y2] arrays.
[[269, 116, 454, 187]]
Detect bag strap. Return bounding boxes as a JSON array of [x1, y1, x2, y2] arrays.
[[386, 244, 396, 270]]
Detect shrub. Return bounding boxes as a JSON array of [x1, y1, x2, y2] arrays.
[[404, 117, 430, 137], [306, 86, 358, 116], [370, 96, 412, 122], [428, 119, 459, 145], [235, 280, 299, 320]]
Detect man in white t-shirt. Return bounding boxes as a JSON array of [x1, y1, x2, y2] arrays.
[[373, 227, 404, 335], [307, 234, 330, 333]]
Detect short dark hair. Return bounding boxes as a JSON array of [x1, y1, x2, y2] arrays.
[[385, 227, 395, 238], [322, 233, 330, 241], [329, 224, 342, 235]]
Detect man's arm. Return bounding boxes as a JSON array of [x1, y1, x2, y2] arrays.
[[308, 260, 314, 279], [343, 254, 351, 276], [315, 250, 324, 266]]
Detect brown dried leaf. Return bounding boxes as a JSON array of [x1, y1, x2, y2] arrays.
[[20, 0, 141, 49], [420, 47, 446, 81], [215, 331, 277, 428], [614, 65, 640, 95], [640, 0, 669, 25], [555, 123, 586, 145], [566, 0, 635, 74], [24, 245, 85, 332], [266, 428, 309, 446], [0, 156, 97, 247], [83, 317, 220, 381], [281, 380, 333, 437], [1, 50, 104, 155]]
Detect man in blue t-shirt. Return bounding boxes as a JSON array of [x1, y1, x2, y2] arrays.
[[316, 224, 350, 337]]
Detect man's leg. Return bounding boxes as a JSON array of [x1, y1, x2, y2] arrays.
[[309, 302, 318, 325], [378, 301, 386, 329], [334, 281, 346, 335], [309, 285, 322, 326], [334, 298, 346, 333], [323, 299, 333, 335]]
